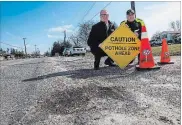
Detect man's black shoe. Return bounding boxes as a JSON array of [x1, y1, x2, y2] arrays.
[[109, 63, 117, 67], [94, 67, 100, 70], [129, 59, 135, 64], [104, 61, 117, 67]]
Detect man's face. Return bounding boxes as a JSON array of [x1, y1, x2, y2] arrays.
[[100, 10, 109, 23], [127, 13, 135, 22]]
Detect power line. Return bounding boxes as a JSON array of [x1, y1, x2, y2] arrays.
[[80, 2, 96, 22], [70, 2, 112, 38], [48, 3, 96, 51], [89, 2, 112, 21], [0, 42, 23, 49], [73, 2, 97, 32], [67, 2, 95, 26], [68, 2, 97, 41]]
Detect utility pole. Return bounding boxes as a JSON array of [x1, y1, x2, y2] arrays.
[[37, 48, 40, 56], [34, 45, 36, 57], [131, 1, 136, 17], [23, 38, 27, 57], [64, 30, 66, 42], [49, 48, 51, 56]]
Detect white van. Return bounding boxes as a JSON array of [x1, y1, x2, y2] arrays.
[[63, 47, 86, 56]]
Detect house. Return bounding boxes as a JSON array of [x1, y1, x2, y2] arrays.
[[160, 31, 181, 43]]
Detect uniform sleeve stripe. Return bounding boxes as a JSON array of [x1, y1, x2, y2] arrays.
[[142, 26, 147, 32], [120, 20, 126, 25], [136, 18, 145, 26]]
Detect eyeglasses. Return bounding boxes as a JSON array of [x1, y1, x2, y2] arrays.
[[100, 14, 109, 16]]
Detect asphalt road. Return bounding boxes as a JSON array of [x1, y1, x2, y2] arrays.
[[0, 55, 181, 125]]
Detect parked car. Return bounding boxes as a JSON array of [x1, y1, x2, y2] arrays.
[[150, 40, 162, 47], [63, 47, 86, 56], [63, 48, 71, 56], [167, 40, 175, 45], [174, 35, 181, 44]]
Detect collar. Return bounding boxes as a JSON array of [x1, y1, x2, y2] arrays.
[[100, 20, 112, 25], [127, 20, 136, 24]]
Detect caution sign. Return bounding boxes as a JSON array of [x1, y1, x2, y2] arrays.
[[99, 24, 141, 68]]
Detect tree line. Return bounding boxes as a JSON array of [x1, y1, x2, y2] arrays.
[[0, 48, 24, 58], [0, 47, 41, 58]]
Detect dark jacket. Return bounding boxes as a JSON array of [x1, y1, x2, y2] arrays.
[[120, 18, 142, 40], [87, 20, 117, 53]]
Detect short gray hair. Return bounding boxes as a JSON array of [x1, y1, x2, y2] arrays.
[[100, 9, 108, 15]]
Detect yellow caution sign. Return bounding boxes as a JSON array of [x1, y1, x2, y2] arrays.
[[99, 24, 141, 69]]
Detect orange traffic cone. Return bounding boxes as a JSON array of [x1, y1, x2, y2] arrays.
[[136, 38, 160, 71], [135, 19, 160, 71], [157, 38, 174, 65]]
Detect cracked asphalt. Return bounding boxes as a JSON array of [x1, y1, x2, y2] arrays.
[[0, 54, 181, 125]]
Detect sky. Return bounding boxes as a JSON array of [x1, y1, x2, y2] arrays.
[[0, 1, 181, 54]]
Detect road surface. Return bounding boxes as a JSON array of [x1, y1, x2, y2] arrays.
[[0, 55, 181, 125]]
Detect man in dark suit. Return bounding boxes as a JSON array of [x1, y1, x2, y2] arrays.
[[87, 9, 117, 70]]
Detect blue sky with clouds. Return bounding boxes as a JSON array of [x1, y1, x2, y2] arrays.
[[1, 1, 180, 54]]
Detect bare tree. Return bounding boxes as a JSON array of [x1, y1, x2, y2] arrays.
[[60, 41, 72, 48], [170, 21, 176, 31], [69, 34, 80, 46], [175, 20, 181, 31], [151, 31, 162, 40], [77, 20, 96, 46]]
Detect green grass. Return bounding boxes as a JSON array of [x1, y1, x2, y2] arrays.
[[86, 44, 181, 56], [152, 44, 181, 56]]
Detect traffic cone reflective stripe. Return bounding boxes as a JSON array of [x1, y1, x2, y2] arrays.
[[141, 32, 148, 39]]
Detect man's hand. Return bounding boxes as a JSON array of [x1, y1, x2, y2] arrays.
[[134, 29, 139, 37], [125, 24, 129, 28], [134, 32, 139, 37]]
